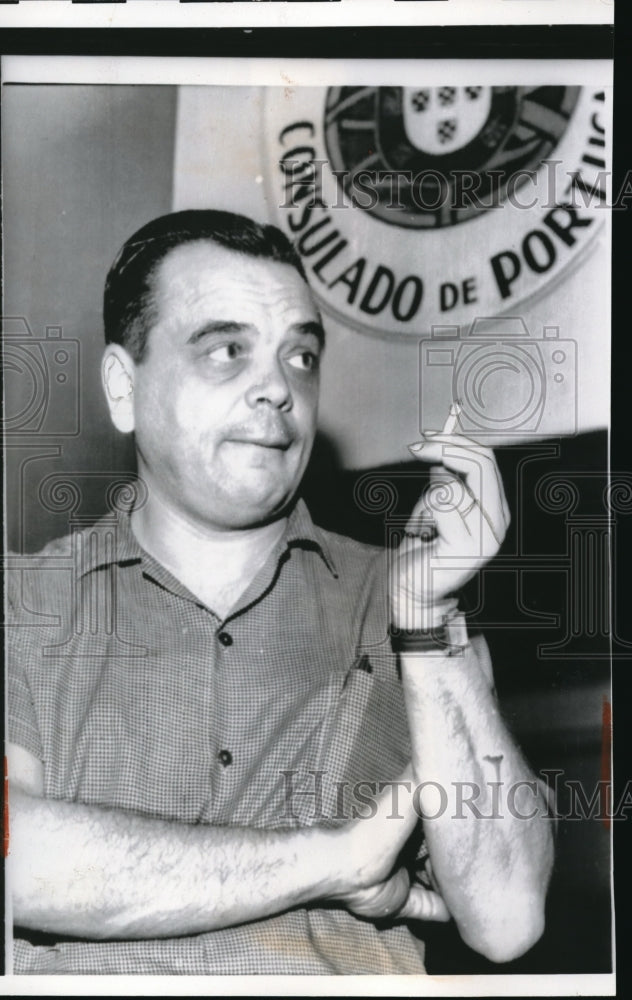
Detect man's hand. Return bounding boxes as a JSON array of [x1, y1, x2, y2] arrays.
[[328, 775, 450, 923], [391, 430, 510, 627], [336, 867, 450, 923]]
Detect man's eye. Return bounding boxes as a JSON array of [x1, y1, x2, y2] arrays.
[[206, 342, 242, 363], [287, 351, 319, 372]]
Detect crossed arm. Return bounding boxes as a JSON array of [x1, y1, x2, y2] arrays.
[[386, 428, 555, 960], [8, 634, 552, 962], [320, 427, 555, 957], [8, 433, 554, 961], [398, 636, 554, 962], [8, 745, 433, 942]]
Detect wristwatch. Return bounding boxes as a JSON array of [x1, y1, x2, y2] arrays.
[[390, 605, 468, 657]]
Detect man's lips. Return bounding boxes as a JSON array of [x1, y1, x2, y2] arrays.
[[226, 435, 293, 451]]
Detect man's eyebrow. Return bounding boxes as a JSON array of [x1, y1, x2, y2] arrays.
[[186, 319, 325, 346], [186, 321, 249, 344], [292, 321, 325, 347]]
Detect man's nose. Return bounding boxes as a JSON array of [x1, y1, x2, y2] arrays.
[[245, 357, 293, 411]]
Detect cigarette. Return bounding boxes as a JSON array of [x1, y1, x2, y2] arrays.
[[442, 400, 461, 435]]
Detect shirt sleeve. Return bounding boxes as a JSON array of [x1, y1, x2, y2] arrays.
[[6, 573, 45, 761]]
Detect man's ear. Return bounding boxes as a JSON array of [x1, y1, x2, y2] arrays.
[[102, 345, 136, 433]]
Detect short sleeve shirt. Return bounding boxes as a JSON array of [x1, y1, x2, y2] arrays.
[[7, 499, 428, 975]]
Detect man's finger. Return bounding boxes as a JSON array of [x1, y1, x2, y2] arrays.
[[421, 431, 493, 453], [396, 886, 451, 922], [409, 470, 488, 547], [399, 480, 503, 598], [402, 488, 473, 556], [394, 496, 479, 613], [427, 468, 504, 552], [406, 470, 475, 530], [421, 433, 510, 530], [410, 438, 507, 542]]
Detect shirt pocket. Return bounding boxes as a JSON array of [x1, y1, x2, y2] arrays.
[[318, 654, 412, 824]]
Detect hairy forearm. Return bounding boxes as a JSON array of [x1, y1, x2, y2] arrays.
[[9, 787, 349, 940], [400, 638, 554, 962]]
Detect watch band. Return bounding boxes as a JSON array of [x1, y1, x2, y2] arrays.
[[391, 609, 468, 657]]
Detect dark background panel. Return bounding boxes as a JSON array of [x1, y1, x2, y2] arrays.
[[0, 25, 615, 59]]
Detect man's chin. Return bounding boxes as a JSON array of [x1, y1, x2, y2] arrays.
[[209, 481, 297, 529]]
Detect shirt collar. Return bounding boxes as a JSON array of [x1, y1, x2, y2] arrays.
[[73, 510, 144, 578], [284, 497, 339, 578], [76, 497, 338, 579]]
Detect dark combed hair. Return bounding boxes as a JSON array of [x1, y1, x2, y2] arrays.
[[103, 209, 309, 362]]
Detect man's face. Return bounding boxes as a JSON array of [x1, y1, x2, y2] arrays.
[[129, 240, 323, 532]]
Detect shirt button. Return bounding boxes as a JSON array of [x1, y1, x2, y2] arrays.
[[218, 631, 233, 647], [217, 749, 233, 766]]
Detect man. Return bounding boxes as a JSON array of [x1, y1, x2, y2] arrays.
[[7, 210, 553, 974]]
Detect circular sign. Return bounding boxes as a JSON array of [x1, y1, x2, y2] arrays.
[[263, 84, 609, 337]]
